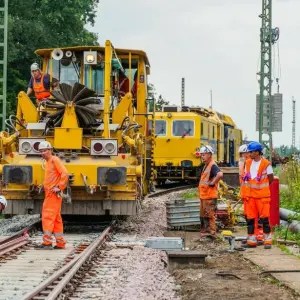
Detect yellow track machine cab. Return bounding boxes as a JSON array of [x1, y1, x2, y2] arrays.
[[150, 106, 242, 184], [1, 41, 151, 216]]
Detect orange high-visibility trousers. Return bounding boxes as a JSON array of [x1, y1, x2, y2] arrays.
[[243, 198, 261, 238], [200, 199, 217, 235], [42, 191, 66, 248], [246, 197, 271, 246], [247, 197, 270, 220]]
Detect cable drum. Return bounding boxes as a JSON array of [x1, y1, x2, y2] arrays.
[[43, 82, 101, 128]]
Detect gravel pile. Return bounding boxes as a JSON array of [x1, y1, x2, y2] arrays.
[[72, 246, 180, 300], [0, 214, 40, 235], [117, 189, 193, 238]]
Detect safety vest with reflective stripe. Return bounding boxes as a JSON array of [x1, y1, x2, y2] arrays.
[[43, 156, 69, 192], [33, 74, 51, 100], [198, 160, 218, 200], [244, 158, 271, 198], [239, 158, 249, 198]]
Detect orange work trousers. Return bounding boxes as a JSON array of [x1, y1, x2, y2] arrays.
[[246, 197, 270, 220], [42, 191, 66, 248], [243, 198, 260, 237], [200, 199, 217, 235]]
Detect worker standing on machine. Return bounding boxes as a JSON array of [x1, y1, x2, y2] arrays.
[[198, 145, 223, 240], [242, 141, 273, 249], [37, 141, 69, 249], [26, 63, 51, 103]]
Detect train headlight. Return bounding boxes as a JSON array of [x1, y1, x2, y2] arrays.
[[18, 138, 46, 155], [21, 141, 32, 153], [91, 139, 118, 156], [93, 142, 104, 154], [104, 142, 115, 154], [33, 142, 41, 153]]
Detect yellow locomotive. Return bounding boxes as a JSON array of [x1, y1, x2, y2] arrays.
[[1, 41, 152, 216], [150, 105, 242, 184]]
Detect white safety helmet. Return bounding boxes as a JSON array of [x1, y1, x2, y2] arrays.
[[238, 144, 248, 154], [0, 195, 7, 209], [199, 145, 214, 154], [38, 141, 53, 151], [30, 63, 40, 71]]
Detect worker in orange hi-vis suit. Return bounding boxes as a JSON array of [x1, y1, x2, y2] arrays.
[[238, 144, 263, 245], [37, 141, 69, 249], [242, 141, 274, 250]]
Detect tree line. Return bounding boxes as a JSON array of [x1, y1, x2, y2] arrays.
[[2, 0, 99, 116]]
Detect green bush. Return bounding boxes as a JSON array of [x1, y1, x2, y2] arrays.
[[279, 161, 300, 212]]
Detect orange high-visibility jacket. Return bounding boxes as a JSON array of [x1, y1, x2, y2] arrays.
[[198, 160, 218, 200], [239, 158, 249, 198], [244, 158, 271, 198], [33, 74, 51, 100], [43, 156, 69, 192]]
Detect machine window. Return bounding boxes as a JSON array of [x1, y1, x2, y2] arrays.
[[201, 122, 204, 136], [155, 120, 167, 136], [172, 120, 194, 137], [213, 126, 215, 139]]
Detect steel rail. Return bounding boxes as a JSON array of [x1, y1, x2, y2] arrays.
[[0, 234, 29, 255], [0, 219, 41, 246], [148, 184, 197, 198], [22, 221, 115, 300]]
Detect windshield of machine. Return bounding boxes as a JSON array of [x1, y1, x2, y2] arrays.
[[172, 120, 194, 137], [48, 59, 80, 86]]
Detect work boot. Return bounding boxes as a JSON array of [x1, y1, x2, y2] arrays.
[[242, 243, 256, 248], [264, 244, 272, 250], [206, 234, 217, 242], [53, 245, 65, 249], [35, 244, 53, 250]]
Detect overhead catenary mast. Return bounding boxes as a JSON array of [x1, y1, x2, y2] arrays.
[[257, 0, 279, 162]]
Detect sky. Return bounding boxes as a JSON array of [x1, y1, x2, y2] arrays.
[[86, 0, 300, 147]]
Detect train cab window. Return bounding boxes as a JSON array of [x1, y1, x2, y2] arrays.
[[201, 123, 204, 136], [147, 120, 166, 136], [155, 120, 167, 136], [172, 120, 194, 137]]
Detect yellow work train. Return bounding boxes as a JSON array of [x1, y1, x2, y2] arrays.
[[150, 105, 242, 184], [1, 41, 152, 216]]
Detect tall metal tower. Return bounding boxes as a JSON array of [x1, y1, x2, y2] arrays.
[[292, 97, 296, 148], [181, 78, 185, 107], [258, 0, 279, 160], [0, 0, 8, 130]]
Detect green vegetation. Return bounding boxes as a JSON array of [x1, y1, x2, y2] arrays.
[[275, 145, 299, 157], [3, 0, 100, 116], [279, 161, 300, 211], [273, 225, 300, 243], [182, 190, 198, 200]]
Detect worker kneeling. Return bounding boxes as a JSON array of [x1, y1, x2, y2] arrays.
[[242, 142, 273, 249], [198, 145, 223, 240], [38, 141, 69, 249]]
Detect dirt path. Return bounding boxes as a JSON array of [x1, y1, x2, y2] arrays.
[[166, 231, 299, 300]]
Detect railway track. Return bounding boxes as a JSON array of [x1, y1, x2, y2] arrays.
[[0, 220, 114, 300], [0, 185, 191, 299]]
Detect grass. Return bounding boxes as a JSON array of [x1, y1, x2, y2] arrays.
[[273, 225, 300, 244], [278, 161, 300, 211], [182, 190, 198, 200]]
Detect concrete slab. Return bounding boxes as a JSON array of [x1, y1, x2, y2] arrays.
[[244, 245, 300, 294], [167, 250, 207, 271]]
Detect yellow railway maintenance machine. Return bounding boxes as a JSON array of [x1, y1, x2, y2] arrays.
[[151, 106, 242, 186], [1, 41, 152, 216]]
